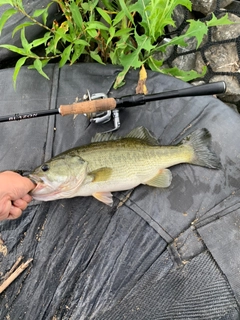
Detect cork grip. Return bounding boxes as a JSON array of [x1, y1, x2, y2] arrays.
[[59, 98, 117, 116]]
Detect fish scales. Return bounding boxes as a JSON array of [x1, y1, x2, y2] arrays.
[[73, 140, 193, 172], [29, 127, 221, 206]]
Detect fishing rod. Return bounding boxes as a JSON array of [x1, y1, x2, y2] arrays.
[[0, 81, 226, 131]]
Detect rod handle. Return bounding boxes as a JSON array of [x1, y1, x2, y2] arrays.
[[179, 81, 226, 97], [59, 98, 117, 116]]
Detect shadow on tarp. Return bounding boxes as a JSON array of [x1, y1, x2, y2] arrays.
[[0, 63, 240, 319]]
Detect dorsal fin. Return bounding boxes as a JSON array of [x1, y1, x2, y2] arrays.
[[91, 126, 159, 145], [91, 132, 119, 143], [126, 126, 159, 145]]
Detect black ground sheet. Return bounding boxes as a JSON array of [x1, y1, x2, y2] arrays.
[[0, 63, 240, 319]]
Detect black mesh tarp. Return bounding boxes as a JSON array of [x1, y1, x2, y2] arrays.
[[0, 63, 240, 319]]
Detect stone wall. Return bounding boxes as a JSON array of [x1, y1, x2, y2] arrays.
[[163, 0, 240, 109]]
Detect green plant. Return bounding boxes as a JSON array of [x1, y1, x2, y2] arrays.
[[0, 0, 235, 88]]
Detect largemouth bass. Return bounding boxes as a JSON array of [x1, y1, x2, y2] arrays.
[[29, 127, 221, 206]]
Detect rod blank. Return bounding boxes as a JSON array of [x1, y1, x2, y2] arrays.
[[0, 81, 226, 123]]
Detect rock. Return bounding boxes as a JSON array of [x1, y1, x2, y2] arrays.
[[195, 46, 240, 102], [196, 43, 239, 73], [191, 0, 234, 15], [167, 5, 190, 33], [210, 75, 240, 103], [172, 36, 200, 71], [211, 12, 240, 41], [150, 3, 240, 105], [190, 78, 240, 106], [152, 38, 175, 68], [225, 0, 240, 11], [171, 51, 197, 71], [194, 12, 240, 102]]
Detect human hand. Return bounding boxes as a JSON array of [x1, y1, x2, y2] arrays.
[[0, 171, 36, 221]]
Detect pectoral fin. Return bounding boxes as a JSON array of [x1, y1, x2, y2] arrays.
[[92, 192, 113, 206], [90, 167, 112, 182], [145, 169, 172, 188]]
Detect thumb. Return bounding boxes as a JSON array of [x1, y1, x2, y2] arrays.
[[21, 176, 36, 193]]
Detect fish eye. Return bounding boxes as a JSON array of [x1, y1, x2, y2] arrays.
[[41, 164, 49, 172]]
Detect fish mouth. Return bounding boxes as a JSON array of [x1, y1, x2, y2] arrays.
[[28, 174, 43, 185], [28, 174, 55, 195]]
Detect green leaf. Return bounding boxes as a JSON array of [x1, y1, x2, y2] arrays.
[[12, 22, 35, 37], [69, 1, 83, 30], [86, 21, 109, 31], [114, 72, 126, 88], [30, 35, 52, 48], [98, 29, 108, 42], [89, 0, 98, 11], [157, 19, 208, 52], [81, 2, 89, 13], [81, 0, 98, 12], [131, 0, 151, 35], [52, 21, 70, 54], [0, 8, 17, 35], [109, 25, 115, 38], [113, 10, 125, 26], [32, 8, 47, 18], [90, 50, 105, 64], [32, 2, 51, 24], [0, 44, 27, 55], [42, 9, 48, 25], [106, 25, 115, 46], [119, 0, 134, 24], [119, 51, 142, 70], [40, 59, 49, 68], [115, 28, 133, 37], [33, 59, 50, 79], [175, 0, 192, 11], [207, 13, 235, 27], [38, 31, 52, 47], [145, 0, 192, 40], [70, 44, 85, 65], [20, 28, 32, 53], [146, 56, 163, 72], [28, 59, 49, 69], [160, 66, 207, 81], [185, 20, 208, 48], [0, 0, 13, 6], [114, 30, 155, 88], [13, 56, 28, 89], [96, 7, 112, 25], [73, 39, 89, 46], [101, 0, 115, 11], [134, 30, 156, 52], [109, 50, 118, 65], [86, 28, 97, 38], [59, 44, 72, 68], [13, 0, 24, 10]]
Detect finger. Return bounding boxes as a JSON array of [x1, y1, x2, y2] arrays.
[[8, 205, 22, 220], [0, 199, 12, 220], [22, 177, 36, 193], [12, 199, 28, 211], [21, 194, 33, 203], [0, 201, 11, 221]]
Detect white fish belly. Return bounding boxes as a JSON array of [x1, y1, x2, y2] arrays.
[[75, 166, 161, 196]]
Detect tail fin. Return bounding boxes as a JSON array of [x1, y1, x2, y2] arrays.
[[182, 128, 221, 169]]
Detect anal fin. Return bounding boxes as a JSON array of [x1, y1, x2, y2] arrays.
[[92, 192, 113, 206], [145, 169, 172, 188]]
